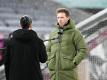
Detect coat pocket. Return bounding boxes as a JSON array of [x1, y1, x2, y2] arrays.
[[47, 53, 56, 70], [61, 56, 75, 70]]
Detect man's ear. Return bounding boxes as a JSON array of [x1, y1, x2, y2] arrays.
[[67, 17, 70, 21], [29, 24, 32, 30]]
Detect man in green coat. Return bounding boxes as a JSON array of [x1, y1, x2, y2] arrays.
[[46, 8, 87, 80]]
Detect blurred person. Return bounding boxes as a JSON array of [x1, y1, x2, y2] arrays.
[[0, 35, 4, 66], [46, 8, 87, 80], [4, 15, 47, 80]]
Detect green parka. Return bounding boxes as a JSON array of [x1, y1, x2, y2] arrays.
[[46, 20, 87, 80]]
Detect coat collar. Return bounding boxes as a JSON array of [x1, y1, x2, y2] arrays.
[[56, 19, 75, 31]]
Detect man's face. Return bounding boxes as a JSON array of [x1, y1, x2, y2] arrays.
[[57, 12, 69, 27]]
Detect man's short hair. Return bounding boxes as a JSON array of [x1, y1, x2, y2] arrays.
[[56, 8, 70, 17], [20, 15, 32, 29]]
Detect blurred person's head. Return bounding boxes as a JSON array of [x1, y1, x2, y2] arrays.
[[56, 8, 70, 27], [20, 15, 32, 30]]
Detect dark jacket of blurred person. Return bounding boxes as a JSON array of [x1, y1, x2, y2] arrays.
[[4, 15, 47, 80]]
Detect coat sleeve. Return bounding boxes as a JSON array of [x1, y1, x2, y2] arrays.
[[38, 39, 47, 63], [46, 40, 51, 65], [73, 30, 87, 66]]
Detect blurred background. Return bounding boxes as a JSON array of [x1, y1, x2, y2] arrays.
[[0, 0, 107, 80]]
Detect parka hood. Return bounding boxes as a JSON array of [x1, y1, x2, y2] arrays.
[[54, 19, 76, 34], [12, 29, 37, 43], [57, 19, 75, 30]]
